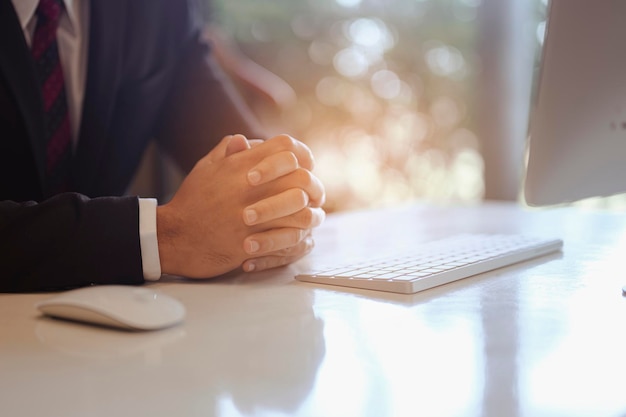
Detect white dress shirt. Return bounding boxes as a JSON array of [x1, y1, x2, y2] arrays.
[[11, 0, 162, 281]]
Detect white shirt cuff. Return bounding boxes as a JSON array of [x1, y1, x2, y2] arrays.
[[138, 198, 162, 281]]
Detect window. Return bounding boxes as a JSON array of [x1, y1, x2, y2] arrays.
[[207, 0, 548, 212]]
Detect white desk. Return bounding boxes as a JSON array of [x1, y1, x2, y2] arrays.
[[2, 202, 626, 417]]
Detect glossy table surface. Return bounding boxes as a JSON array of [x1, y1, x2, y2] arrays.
[[2, 202, 626, 417]]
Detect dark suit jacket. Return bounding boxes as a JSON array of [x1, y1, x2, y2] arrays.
[[0, 0, 262, 292]]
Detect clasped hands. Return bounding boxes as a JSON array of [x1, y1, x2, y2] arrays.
[[157, 134, 325, 278]]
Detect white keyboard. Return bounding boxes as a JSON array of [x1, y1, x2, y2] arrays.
[[296, 234, 563, 294]]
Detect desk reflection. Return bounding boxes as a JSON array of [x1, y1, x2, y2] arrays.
[[26, 286, 326, 417], [209, 296, 325, 415], [35, 317, 187, 360]]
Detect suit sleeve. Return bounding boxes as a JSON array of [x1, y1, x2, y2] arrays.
[[155, 1, 267, 173], [0, 193, 144, 292]]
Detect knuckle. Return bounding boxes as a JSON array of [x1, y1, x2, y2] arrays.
[[291, 228, 304, 244], [275, 151, 298, 173], [253, 259, 268, 271], [255, 201, 275, 222], [285, 151, 299, 169], [264, 202, 279, 220], [255, 256, 285, 271], [293, 188, 309, 207], [256, 159, 270, 175], [317, 208, 326, 225], [305, 237, 315, 253], [299, 207, 314, 227], [263, 237, 275, 252], [276, 134, 297, 150], [294, 168, 313, 187]]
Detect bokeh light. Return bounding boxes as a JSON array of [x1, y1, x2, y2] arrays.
[[207, 0, 546, 212]]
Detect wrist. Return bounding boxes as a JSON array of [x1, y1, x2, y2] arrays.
[[156, 204, 180, 276]]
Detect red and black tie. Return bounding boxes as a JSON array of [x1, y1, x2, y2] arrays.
[[31, 0, 72, 196]]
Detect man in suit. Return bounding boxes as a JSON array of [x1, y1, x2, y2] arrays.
[[0, 0, 325, 292]]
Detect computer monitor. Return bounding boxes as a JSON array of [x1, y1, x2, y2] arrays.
[[523, 0, 626, 207]]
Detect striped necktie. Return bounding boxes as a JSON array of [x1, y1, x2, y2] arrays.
[[31, 0, 72, 197]]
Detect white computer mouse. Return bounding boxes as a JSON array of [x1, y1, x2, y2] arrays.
[[36, 285, 186, 331]]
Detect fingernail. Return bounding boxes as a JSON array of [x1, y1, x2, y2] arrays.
[[247, 170, 261, 185], [245, 262, 256, 272], [244, 209, 258, 224], [247, 240, 260, 254]]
